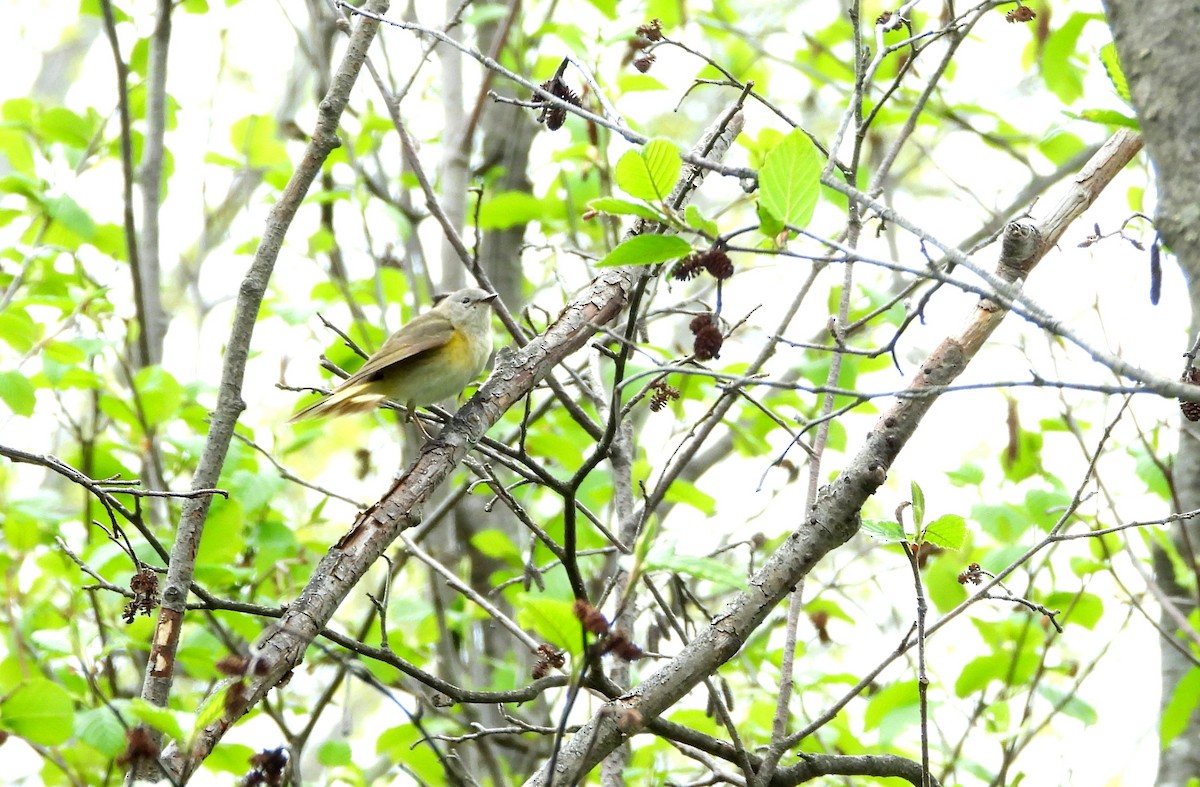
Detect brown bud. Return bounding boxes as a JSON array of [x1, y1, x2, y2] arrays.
[[636, 19, 664, 41], [532, 643, 565, 678], [216, 654, 250, 676], [809, 610, 832, 644], [671, 254, 705, 281], [957, 562, 985, 585], [648, 382, 680, 412], [573, 599, 610, 635], [1006, 5, 1036, 23], [225, 680, 247, 717], [603, 631, 645, 661], [116, 727, 160, 768]]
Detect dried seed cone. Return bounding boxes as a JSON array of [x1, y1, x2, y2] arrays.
[[1182, 367, 1200, 422], [690, 314, 723, 361], [702, 249, 734, 280]]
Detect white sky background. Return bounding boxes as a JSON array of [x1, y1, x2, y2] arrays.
[[0, 0, 1179, 784]]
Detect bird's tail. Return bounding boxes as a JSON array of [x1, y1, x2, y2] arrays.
[[288, 381, 388, 422]]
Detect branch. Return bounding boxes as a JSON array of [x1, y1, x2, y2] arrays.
[[136, 0, 172, 363], [522, 130, 1144, 785], [174, 101, 744, 769], [773, 752, 943, 787], [98, 0, 150, 367], [144, 1, 392, 779]]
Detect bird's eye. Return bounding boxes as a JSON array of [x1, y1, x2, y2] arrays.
[[461, 296, 471, 304]]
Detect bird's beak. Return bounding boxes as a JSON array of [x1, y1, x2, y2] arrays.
[[481, 292, 499, 303]]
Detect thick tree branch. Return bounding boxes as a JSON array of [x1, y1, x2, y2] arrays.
[[1105, 5, 1200, 783]]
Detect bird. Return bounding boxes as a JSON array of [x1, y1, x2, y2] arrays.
[[289, 287, 497, 422]]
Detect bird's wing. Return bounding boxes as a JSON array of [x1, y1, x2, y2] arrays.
[[339, 314, 455, 385]]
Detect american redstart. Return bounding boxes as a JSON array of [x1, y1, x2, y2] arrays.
[[289, 287, 497, 422]]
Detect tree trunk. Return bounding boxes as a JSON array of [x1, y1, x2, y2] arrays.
[[1103, 2, 1200, 784]]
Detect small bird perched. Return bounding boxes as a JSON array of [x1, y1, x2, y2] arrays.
[[289, 287, 498, 422]]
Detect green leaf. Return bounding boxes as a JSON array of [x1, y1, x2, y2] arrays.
[[1023, 488, 1071, 531], [617, 73, 668, 92], [1127, 185, 1145, 212], [1037, 416, 1073, 432], [584, 0, 617, 17], [1038, 12, 1101, 105], [955, 651, 1037, 697], [42, 339, 87, 365], [376, 724, 443, 782], [1131, 446, 1171, 502], [587, 197, 665, 222], [863, 681, 918, 743], [756, 199, 785, 239], [478, 191, 543, 229], [1161, 667, 1200, 748], [922, 514, 966, 550], [0, 679, 75, 745], [859, 518, 906, 543], [595, 234, 691, 268], [307, 227, 334, 256], [1066, 109, 1139, 129], [205, 743, 259, 775], [758, 129, 821, 229], [0, 314, 41, 359], [910, 480, 925, 530], [471, 529, 523, 567], [75, 707, 126, 757], [614, 139, 681, 201], [662, 479, 716, 515], [39, 107, 94, 148], [946, 463, 984, 487], [0, 128, 35, 174], [1099, 42, 1131, 104], [1001, 428, 1044, 482], [0, 370, 36, 416], [1044, 591, 1103, 630], [1069, 556, 1107, 577], [196, 497, 245, 566], [127, 698, 188, 744], [644, 548, 743, 590], [193, 684, 229, 736], [229, 114, 289, 170], [926, 553, 968, 612], [516, 595, 582, 653], [318, 739, 353, 766], [2, 96, 34, 123], [633, 516, 659, 566], [684, 204, 719, 238], [1037, 685, 1097, 725], [3, 509, 41, 551], [46, 194, 97, 240], [1038, 129, 1086, 166], [0, 171, 46, 202], [133, 366, 184, 428], [805, 598, 855, 624]]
